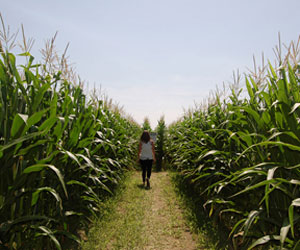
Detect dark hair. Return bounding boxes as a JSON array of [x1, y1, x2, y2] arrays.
[[141, 130, 150, 143]]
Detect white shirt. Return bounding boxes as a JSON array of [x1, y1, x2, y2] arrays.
[[140, 141, 153, 160]]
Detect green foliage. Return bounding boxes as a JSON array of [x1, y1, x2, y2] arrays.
[[155, 116, 166, 171], [166, 52, 300, 248], [0, 50, 139, 249], [142, 117, 152, 132]]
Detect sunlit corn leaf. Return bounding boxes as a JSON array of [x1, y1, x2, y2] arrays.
[[10, 113, 28, 138], [31, 187, 63, 211], [36, 226, 61, 250], [280, 218, 291, 247], [248, 235, 281, 250], [289, 198, 300, 238], [23, 164, 68, 198]]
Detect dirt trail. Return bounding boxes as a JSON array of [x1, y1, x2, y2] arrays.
[[83, 171, 198, 250], [143, 171, 197, 250]]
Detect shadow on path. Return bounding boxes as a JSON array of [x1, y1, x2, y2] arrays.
[[170, 171, 232, 250]]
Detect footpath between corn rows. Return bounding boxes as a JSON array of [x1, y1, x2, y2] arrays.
[[82, 171, 205, 250]]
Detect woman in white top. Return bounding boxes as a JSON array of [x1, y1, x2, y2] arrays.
[[138, 130, 156, 188]]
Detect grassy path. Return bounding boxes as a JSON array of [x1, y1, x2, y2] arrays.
[[82, 171, 207, 250]]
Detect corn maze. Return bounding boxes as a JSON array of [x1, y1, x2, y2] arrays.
[[1, 19, 300, 249]]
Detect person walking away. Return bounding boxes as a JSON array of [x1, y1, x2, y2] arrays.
[[138, 130, 156, 188]]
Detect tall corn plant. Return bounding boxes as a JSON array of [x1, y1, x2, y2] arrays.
[[166, 37, 300, 249], [0, 24, 139, 249], [142, 117, 152, 132], [155, 116, 166, 171]]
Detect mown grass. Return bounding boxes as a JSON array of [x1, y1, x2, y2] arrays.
[[83, 171, 209, 250], [82, 171, 149, 250], [142, 171, 196, 250]]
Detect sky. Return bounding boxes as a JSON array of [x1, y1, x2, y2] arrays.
[[2, 0, 300, 128]]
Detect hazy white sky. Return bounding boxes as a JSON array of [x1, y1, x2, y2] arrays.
[[2, 0, 300, 128]]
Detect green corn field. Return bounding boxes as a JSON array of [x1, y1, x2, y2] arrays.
[[2, 16, 300, 250], [0, 35, 140, 248], [166, 38, 300, 249]]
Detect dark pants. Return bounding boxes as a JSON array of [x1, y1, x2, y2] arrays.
[[140, 159, 153, 182]]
